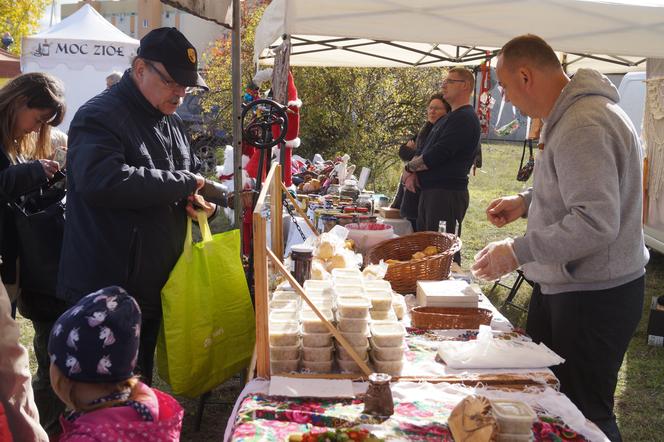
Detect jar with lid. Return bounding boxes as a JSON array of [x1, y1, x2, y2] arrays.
[[357, 192, 374, 214], [339, 179, 360, 201], [291, 245, 314, 286]]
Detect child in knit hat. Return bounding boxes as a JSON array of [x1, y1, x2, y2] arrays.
[[48, 286, 183, 441]]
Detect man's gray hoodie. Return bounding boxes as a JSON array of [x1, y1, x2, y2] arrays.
[[512, 69, 649, 294]]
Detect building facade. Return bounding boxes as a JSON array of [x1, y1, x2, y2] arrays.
[[61, 0, 227, 67]]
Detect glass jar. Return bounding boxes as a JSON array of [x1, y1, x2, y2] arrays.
[[357, 193, 374, 214], [339, 179, 360, 202], [291, 245, 314, 286]]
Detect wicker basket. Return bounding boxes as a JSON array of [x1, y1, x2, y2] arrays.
[[365, 232, 461, 294], [411, 307, 493, 330]]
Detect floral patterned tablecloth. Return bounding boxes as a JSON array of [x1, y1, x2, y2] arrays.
[[230, 390, 587, 441]]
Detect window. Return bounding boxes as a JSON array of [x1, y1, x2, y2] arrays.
[[143, 19, 149, 28]]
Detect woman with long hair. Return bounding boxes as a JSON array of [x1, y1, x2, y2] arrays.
[[0, 72, 66, 438]]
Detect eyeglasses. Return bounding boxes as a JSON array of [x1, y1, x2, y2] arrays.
[[144, 60, 194, 94], [428, 106, 446, 112], [442, 78, 466, 85]]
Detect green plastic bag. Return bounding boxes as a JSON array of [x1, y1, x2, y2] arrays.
[[157, 212, 255, 398]]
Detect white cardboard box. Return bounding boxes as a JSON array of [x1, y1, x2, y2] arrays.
[[416, 280, 479, 307]]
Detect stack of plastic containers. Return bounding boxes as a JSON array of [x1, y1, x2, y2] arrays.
[[369, 322, 406, 375], [331, 269, 371, 373], [268, 290, 301, 373], [301, 280, 335, 373], [490, 400, 537, 441]]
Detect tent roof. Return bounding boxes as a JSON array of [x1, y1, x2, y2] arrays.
[[30, 4, 138, 44], [255, 0, 664, 72]]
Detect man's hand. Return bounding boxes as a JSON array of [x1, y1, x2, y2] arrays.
[[486, 195, 527, 227], [186, 193, 216, 220], [39, 159, 60, 179], [470, 238, 519, 281], [405, 139, 416, 149], [227, 190, 255, 210], [402, 170, 419, 193]]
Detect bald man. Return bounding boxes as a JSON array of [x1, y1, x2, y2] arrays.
[[471, 34, 648, 441]]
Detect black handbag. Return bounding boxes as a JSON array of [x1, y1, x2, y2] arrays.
[[517, 139, 535, 182], [0, 183, 65, 296]]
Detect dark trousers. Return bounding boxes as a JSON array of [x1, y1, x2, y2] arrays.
[[417, 188, 469, 264], [31, 319, 66, 435], [134, 316, 162, 386], [526, 276, 644, 442]]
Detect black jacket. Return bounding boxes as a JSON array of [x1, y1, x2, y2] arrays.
[[418, 105, 480, 191], [0, 151, 48, 284], [57, 72, 199, 318]]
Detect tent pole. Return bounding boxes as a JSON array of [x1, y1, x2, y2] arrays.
[[232, 0, 242, 229]]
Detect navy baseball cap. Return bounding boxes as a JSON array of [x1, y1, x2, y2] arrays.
[[137, 27, 208, 91]]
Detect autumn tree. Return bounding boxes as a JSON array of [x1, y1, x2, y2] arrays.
[[0, 0, 50, 55]]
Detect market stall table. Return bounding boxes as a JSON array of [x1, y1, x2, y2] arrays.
[[224, 379, 608, 441]]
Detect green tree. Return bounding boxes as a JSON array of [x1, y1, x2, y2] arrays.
[[0, 0, 50, 55], [201, 3, 446, 194], [199, 1, 269, 131], [294, 66, 444, 193]]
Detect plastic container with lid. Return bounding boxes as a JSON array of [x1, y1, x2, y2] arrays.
[[334, 284, 365, 297], [303, 279, 333, 290], [366, 290, 393, 311], [331, 268, 362, 278], [301, 309, 335, 333], [337, 356, 369, 374], [269, 321, 300, 346], [271, 358, 299, 374], [370, 323, 406, 347], [301, 359, 333, 373], [270, 343, 300, 361], [337, 296, 371, 318], [269, 299, 299, 312], [495, 433, 532, 442], [336, 341, 369, 361], [370, 339, 404, 361], [340, 331, 369, 347], [269, 310, 299, 322], [371, 355, 404, 376], [302, 331, 333, 347], [391, 294, 407, 320], [303, 345, 334, 362], [271, 291, 301, 304], [364, 280, 392, 291], [370, 309, 398, 322], [491, 399, 537, 434], [333, 275, 364, 285], [301, 297, 335, 313], [337, 314, 370, 334]]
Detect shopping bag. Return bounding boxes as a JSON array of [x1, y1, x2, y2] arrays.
[[157, 211, 255, 398]]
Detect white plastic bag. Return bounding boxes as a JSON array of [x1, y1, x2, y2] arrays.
[[437, 326, 565, 369]]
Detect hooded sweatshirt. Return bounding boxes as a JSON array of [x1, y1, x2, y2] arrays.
[[512, 69, 649, 294]]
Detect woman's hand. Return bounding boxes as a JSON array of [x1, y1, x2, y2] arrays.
[[39, 159, 60, 179], [405, 139, 416, 149]]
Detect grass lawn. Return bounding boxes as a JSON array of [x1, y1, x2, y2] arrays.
[[15, 142, 664, 440]]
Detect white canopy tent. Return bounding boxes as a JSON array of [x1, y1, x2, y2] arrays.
[[254, 0, 664, 73], [21, 4, 139, 131]]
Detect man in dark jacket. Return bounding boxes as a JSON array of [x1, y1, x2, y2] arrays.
[[58, 28, 215, 384], [403, 67, 480, 264]]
